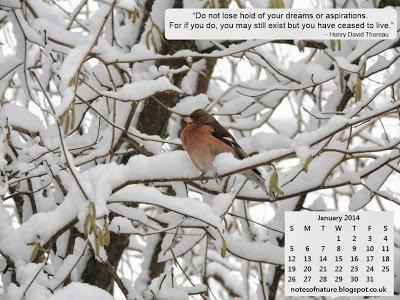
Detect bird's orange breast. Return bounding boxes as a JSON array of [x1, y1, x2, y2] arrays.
[[181, 124, 233, 172]]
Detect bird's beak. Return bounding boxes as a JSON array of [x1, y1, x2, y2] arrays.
[[184, 116, 193, 123]]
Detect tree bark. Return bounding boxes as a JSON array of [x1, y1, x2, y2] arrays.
[[81, 231, 130, 293]]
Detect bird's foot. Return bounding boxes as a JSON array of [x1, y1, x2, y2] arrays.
[[200, 172, 208, 184], [214, 172, 222, 184]]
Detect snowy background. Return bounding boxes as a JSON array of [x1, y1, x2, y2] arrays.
[[0, 0, 399, 299]]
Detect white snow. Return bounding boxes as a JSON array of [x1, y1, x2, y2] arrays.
[[224, 235, 284, 265], [335, 56, 360, 73], [110, 185, 223, 231], [101, 77, 181, 100], [0, 103, 44, 133], [47, 282, 114, 300]]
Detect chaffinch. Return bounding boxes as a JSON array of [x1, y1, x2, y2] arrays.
[[180, 109, 267, 192]]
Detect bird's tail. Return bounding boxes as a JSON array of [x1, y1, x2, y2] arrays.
[[243, 169, 267, 193]]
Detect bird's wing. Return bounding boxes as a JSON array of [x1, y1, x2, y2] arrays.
[[210, 121, 248, 159], [210, 121, 265, 181]]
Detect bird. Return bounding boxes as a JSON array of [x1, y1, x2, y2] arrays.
[[180, 109, 267, 192]]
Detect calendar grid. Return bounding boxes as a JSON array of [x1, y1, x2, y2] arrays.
[[285, 211, 394, 296]]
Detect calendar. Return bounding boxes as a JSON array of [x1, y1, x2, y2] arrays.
[[285, 211, 394, 296]]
